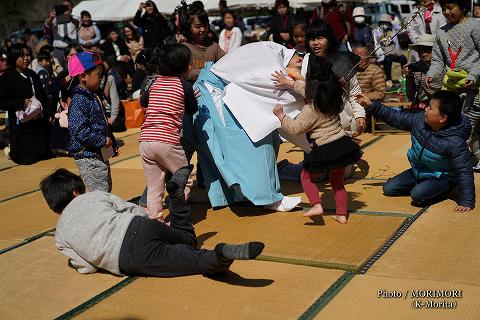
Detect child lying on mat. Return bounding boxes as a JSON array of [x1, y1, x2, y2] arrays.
[[40, 168, 264, 277], [356, 91, 475, 212]]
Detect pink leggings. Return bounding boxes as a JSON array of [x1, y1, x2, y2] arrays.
[[300, 167, 348, 216]]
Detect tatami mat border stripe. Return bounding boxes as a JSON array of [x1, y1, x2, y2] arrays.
[[54, 276, 137, 320], [257, 255, 358, 272], [0, 228, 56, 255], [358, 206, 430, 274], [298, 272, 355, 320], [359, 135, 384, 150], [301, 206, 414, 218], [0, 164, 18, 172]]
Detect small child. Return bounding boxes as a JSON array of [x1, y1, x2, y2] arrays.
[[273, 58, 362, 224], [67, 52, 119, 192], [292, 20, 307, 53], [356, 91, 475, 212], [426, 0, 480, 169], [177, 1, 226, 82], [139, 43, 198, 221], [219, 10, 243, 53], [40, 168, 265, 277], [34, 50, 52, 90]]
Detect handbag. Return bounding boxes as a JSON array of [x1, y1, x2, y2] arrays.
[[15, 74, 43, 123]]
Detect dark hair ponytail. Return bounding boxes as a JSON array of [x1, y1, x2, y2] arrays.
[[156, 43, 191, 77], [305, 57, 344, 116], [177, 0, 210, 43]]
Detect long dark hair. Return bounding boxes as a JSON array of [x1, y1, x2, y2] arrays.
[[305, 19, 338, 57], [177, 0, 210, 44], [123, 25, 140, 42], [6, 43, 27, 67], [305, 57, 344, 116]]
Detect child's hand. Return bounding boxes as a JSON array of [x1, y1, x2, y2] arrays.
[[273, 104, 285, 121], [425, 77, 433, 88], [355, 94, 372, 108], [272, 71, 294, 89], [194, 88, 201, 101], [105, 137, 112, 147], [454, 205, 471, 213], [465, 80, 476, 89]]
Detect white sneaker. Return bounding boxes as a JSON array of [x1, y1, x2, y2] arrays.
[[264, 196, 302, 212], [473, 160, 480, 171]]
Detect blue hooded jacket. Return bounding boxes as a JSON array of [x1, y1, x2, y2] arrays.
[[370, 101, 475, 208]]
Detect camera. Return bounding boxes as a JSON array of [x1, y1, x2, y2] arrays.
[[407, 61, 429, 74]]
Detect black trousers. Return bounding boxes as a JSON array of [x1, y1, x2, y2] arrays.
[[119, 197, 232, 277]]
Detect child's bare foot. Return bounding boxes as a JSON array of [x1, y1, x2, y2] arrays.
[[303, 204, 324, 217], [332, 215, 348, 224]]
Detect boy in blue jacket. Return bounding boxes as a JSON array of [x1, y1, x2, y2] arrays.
[[356, 90, 475, 212]]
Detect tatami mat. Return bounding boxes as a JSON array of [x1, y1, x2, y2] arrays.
[[189, 206, 406, 270], [0, 237, 125, 320], [367, 199, 480, 286], [352, 134, 411, 180], [316, 274, 480, 320], [75, 261, 344, 320]]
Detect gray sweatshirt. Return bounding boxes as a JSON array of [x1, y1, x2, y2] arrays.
[[55, 191, 147, 275], [427, 18, 480, 83]]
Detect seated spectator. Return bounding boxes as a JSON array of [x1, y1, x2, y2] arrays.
[[219, 10, 243, 53], [78, 11, 101, 50], [403, 34, 442, 109], [350, 7, 374, 52], [374, 14, 407, 82], [352, 42, 386, 102], [131, 51, 148, 94], [31, 44, 64, 77], [40, 168, 265, 277], [34, 51, 53, 90], [123, 25, 144, 64], [357, 91, 475, 212], [269, 0, 295, 48], [475, 1, 480, 21], [101, 28, 133, 79]]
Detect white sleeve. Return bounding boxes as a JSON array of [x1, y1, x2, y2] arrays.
[[218, 29, 226, 52], [230, 28, 243, 51], [348, 76, 365, 119], [107, 75, 120, 119]]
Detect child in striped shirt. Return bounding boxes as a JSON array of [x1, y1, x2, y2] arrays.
[[139, 43, 197, 221]]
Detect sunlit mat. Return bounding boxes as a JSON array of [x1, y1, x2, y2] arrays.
[[367, 199, 480, 286], [281, 178, 418, 215], [352, 134, 411, 180], [316, 274, 480, 320], [189, 206, 406, 271], [74, 261, 344, 320], [114, 128, 140, 139], [0, 192, 57, 246], [0, 237, 126, 320], [110, 168, 146, 200]]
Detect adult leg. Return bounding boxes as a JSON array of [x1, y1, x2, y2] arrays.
[[383, 169, 417, 196], [410, 178, 452, 206], [383, 55, 393, 81]]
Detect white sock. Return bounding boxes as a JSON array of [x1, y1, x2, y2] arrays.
[[265, 196, 301, 212]]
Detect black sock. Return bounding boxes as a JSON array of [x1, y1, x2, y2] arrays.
[[215, 242, 265, 260]]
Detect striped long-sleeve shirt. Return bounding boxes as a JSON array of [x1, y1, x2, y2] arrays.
[[139, 76, 197, 145]]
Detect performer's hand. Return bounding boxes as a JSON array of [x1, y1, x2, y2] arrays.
[[272, 71, 294, 89], [273, 104, 285, 119], [425, 77, 433, 88], [465, 80, 475, 89], [355, 94, 372, 108], [454, 205, 471, 213]]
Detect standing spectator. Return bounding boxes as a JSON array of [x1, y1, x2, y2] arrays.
[[45, 0, 80, 67], [78, 11, 101, 50], [352, 42, 386, 102], [474, 1, 480, 21], [350, 7, 374, 52], [269, 0, 295, 48], [219, 10, 243, 53], [408, 0, 446, 46], [374, 14, 408, 82], [313, 0, 349, 51], [123, 25, 144, 64], [0, 44, 51, 164], [133, 1, 171, 49], [291, 19, 307, 53], [31, 44, 64, 77], [99, 61, 120, 126], [101, 29, 133, 79], [34, 51, 53, 90]]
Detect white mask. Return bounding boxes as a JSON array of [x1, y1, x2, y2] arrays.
[[354, 17, 366, 24]]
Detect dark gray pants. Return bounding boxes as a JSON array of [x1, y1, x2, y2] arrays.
[[119, 197, 232, 277]]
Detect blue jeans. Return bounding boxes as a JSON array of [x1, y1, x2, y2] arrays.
[[383, 169, 453, 206]]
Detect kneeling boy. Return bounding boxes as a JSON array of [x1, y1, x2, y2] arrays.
[[40, 168, 264, 276], [357, 91, 475, 212]]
